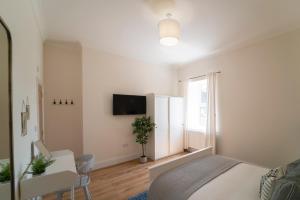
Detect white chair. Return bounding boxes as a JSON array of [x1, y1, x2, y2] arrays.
[[56, 154, 95, 200]]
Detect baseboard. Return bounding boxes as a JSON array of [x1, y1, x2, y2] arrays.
[[186, 147, 199, 153], [93, 153, 140, 170]]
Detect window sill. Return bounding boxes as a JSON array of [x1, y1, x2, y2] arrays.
[[186, 129, 206, 134]]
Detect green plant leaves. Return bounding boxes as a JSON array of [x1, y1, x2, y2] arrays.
[[0, 163, 10, 183], [132, 116, 155, 145], [29, 154, 55, 175]]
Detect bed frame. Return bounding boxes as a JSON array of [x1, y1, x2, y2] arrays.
[[148, 147, 213, 181]]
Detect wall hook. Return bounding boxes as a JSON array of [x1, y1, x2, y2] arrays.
[[21, 100, 28, 136], [26, 97, 30, 120]]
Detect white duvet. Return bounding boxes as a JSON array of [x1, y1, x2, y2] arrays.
[[188, 163, 268, 200]]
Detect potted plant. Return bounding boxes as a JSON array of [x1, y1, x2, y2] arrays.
[[0, 163, 11, 183], [28, 154, 55, 176], [132, 116, 155, 163]]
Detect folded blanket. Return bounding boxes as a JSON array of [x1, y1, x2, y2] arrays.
[[149, 155, 240, 200]]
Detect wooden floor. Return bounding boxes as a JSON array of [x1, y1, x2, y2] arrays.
[[45, 153, 186, 200]]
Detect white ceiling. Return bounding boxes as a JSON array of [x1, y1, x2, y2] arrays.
[[36, 0, 300, 65]]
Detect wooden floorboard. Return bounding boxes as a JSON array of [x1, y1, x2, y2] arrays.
[[44, 153, 186, 200]]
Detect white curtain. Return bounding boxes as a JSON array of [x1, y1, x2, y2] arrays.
[[205, 72, 217, 154], [183, 80, 190, 150]]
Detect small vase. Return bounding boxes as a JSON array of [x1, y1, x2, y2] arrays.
[[32, 172, 45, 177], [0, 180, 10, 185], [139, 156, 147, 163]]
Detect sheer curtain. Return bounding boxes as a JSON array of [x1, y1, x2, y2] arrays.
[[205, 72, 217, 154], [183, 72, 217, 152], [183, 80, 190, 150]]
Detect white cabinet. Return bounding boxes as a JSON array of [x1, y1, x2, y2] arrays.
[[154, 96, 170, 159], [146, 94, 184, 160], [169, 97, 184, 155]]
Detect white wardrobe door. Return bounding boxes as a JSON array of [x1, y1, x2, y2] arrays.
[[169, 97, 184, 155], [154, 96, 169, 159]]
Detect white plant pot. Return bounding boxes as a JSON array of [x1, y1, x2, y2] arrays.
[[0, 180, 10, 185], [32, 172, 45, 177], [139, 156, 148, 163]]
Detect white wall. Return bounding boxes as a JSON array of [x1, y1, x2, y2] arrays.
[[82, 47, 177, 168], [178, 29, 300, 168], [44, 41, 83, 157], [0, 0, 43, 198]]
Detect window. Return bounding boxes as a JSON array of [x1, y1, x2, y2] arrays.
[[186, 78, 208, 132]]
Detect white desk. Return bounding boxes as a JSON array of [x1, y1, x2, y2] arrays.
[[0, 182, 10, 200], [20, 150, 78, 200]]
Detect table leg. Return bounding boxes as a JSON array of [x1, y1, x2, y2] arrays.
[[70, 185, 75, 200]]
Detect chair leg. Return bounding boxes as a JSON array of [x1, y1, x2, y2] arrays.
[[56, 192, 63, 200], [83, 186, 92, 200]]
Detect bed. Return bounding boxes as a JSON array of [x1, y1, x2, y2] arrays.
[[148, 147, 268, 200]]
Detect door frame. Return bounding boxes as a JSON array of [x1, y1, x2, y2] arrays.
[[0, 16, 15, 200], [36, 79, 44, 143]]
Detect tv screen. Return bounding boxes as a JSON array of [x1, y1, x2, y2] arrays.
[[113, 94, 146, 115]]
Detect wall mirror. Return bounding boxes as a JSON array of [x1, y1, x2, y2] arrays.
[[0, 17, 14, 199]]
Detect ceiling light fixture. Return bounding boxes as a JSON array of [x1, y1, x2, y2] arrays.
[[158, 13, 180, 46]]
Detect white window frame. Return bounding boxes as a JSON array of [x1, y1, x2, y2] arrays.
[[186, 77, 208, 133]]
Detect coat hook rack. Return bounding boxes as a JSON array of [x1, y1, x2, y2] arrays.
[[52, 98, 75, 106]]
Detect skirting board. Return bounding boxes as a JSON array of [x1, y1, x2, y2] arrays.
[[93, 153, 140, 170]]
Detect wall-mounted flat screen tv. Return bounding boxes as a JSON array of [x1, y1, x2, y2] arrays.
[[113, 94, 146, 115]]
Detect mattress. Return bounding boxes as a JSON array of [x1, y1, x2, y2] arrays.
[[188, 163, 268, 200]]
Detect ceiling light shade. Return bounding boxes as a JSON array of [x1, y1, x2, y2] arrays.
[[158, 17, 180, 46]]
